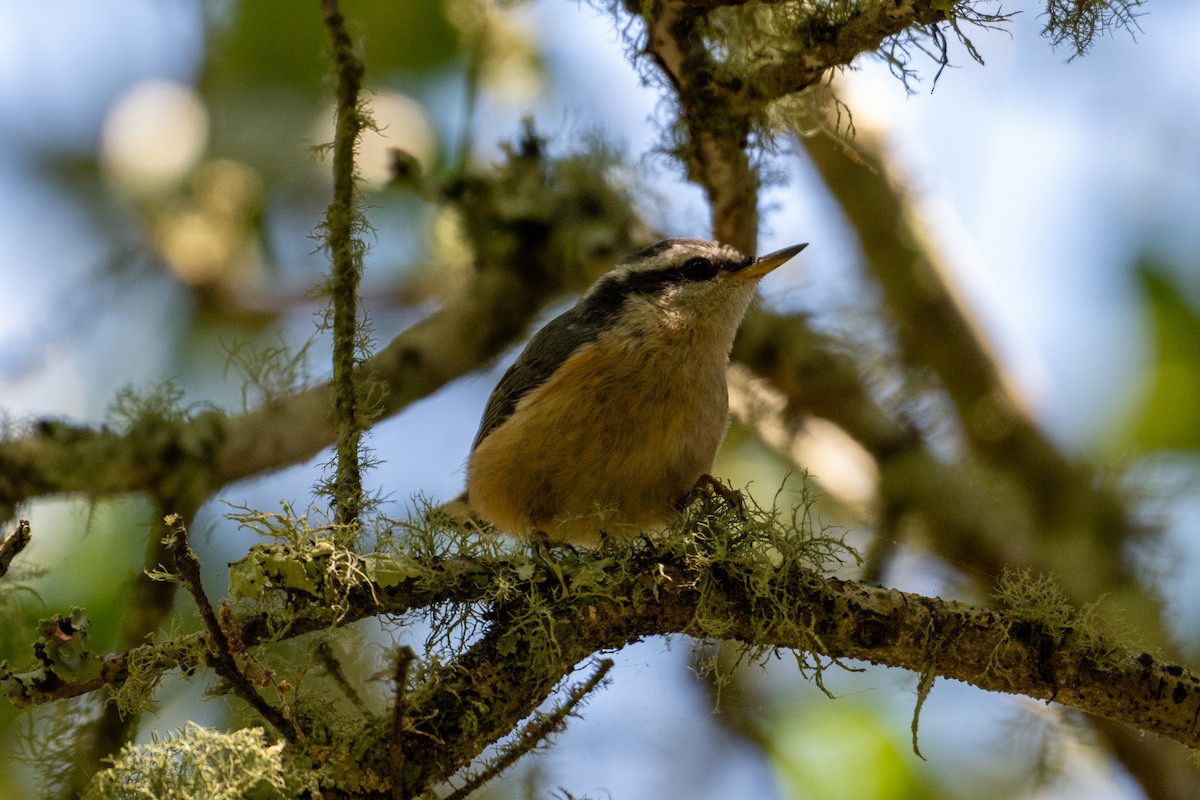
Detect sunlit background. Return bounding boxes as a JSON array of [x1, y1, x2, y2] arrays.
[[2, 1, 1199, 798]]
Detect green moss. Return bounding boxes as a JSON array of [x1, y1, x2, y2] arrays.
[[990, 568, 1125, 682], [110, 621, 210, 719], [645, 478, 860, 696], [86, 723, 289, 800], [223, 337, 315, 412]]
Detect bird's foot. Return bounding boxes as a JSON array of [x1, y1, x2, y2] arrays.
[[528, 529, 575, 595], [682, 474, 746, 520]]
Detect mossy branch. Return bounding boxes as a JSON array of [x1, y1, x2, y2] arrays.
[[7, 530, 1199, 769], [632, 0, 1001, 248], [162, 514, 300, 743], [643, 0, 760, 250], [320, 0, 368, 527]]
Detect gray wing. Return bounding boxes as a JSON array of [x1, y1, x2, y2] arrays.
[[470, 304, 604, 452]]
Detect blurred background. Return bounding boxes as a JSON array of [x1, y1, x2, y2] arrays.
[[1, 1, 1199, 798]]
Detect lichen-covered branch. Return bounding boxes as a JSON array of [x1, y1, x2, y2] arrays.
[[320, 0, 368, 526], [642, 0, 760, 249], [164, 514, 300, 743], [7, 531, 1199, 774], [726, 0, 955, 108], [0, 542, 499, 708], [627, 0, 1007, 247]]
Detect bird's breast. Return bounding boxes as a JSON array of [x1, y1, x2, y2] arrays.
[[466, 329, 733, 544]]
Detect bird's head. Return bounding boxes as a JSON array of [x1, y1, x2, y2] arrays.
[[576, 238, 807, 341]]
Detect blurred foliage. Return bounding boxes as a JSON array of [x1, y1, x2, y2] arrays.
[[206, 0, 459, 89], [1132, 263, 1200, 452], [762, 699, 938, 800]]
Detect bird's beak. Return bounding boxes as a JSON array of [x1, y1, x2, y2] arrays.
[[739, 242, 808, 279]]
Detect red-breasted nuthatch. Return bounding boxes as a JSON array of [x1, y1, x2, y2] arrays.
[[462, 238, 807, 547]]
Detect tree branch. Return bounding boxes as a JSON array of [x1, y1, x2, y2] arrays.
[[0, 278, 540, 505], [729, 1, 955, 108], [320, 0, 367, 526], [0, 519, 30, 578], [163, 514, 300, 743], [7, 537, 1199, 767], [643, 0, 759, 249]]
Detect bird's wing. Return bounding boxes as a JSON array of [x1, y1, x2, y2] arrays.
[[471, 305, 602, 452]]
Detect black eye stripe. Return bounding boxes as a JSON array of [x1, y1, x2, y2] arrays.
[[578, 251, 739, 321], [620, 258, 724, 295], [576, 247, 748, 330]]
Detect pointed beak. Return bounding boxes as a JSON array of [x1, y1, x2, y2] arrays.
[[739, 242, 808, 279]]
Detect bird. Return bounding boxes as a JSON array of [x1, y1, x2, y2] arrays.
[[460, 237, 807, 547]]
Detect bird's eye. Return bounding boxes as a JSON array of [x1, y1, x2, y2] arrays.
[[680, 257, 718, 281]]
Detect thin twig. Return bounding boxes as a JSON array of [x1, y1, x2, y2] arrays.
[[315, 639, 368, 712], [162, 513, 299, 743], [0, 519, 31, 578], [0, 141, 638, 515], [442, 659, 615, 800], [389, 645, 416, 798]]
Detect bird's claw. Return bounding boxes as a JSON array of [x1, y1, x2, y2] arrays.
[[529, 530, 574, 595], [682, 474, 746, 519]]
